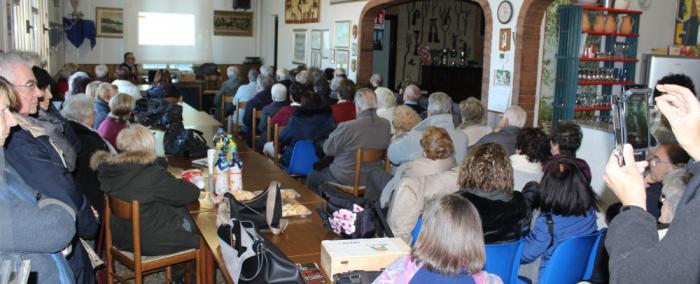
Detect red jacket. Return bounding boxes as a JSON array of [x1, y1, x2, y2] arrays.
[[330, 102, 356, 124]]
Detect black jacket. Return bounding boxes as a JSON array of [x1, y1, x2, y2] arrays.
[[279, 107, 336, 166], [461, 189, 530, 244], [91, 150, 200, 255], [69, 121, 110, 217]]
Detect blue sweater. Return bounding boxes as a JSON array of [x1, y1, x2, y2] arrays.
[[409, 267, 476, 284], [521, 209, 597, 274]]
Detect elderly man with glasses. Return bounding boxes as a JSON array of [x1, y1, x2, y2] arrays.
[[642, 144, 692, 221]]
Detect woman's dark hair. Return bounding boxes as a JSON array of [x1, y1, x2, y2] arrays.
[[300, 90, 322, 109], [516, 127, 551, 164], [539, 158, 598, 216], [653, 73, 696, 98], [71, 76, 91, 95], [336, 79, 356, 101], [549, 121, 583, 155], [32, 66, 52, 90], [324, 68, 335, 81], [152, 69, 172, 87], [288, 82, 309, 103]]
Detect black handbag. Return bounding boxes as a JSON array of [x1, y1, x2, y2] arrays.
[[333, 270, 382, 284], [318, 186, 377, 239], [217, 193, 304, 284], [223, 181, 287, 234], [163, 125, 209, 158]]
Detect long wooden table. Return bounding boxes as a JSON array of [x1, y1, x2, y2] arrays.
[[169, 143, 339, 283]]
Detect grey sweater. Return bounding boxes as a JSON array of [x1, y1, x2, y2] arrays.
[[324, 109, 391, 185], [605, 161, 700, 283]]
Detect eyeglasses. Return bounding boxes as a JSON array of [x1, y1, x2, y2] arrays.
[[12, 80, 38, 89], [648, 155, 674, 167]]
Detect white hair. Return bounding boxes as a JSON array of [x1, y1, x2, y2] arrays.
[[260, 65, 274, 77], [18, 51, 46, 68], [354, 88, 377, 112], [61, 94, 96, 123], [0, 52, 32, 83], [295, 70, 310, 85], [276, 68, 290, 81], [403, 84, 421, 102], [226, 66, 239, 79], [427, 92, 452, 115], [95, 64, 109, 78], [375, 87, 396, 108], [503, 105, 527, 128], [334, 68, 346, 77], [370, 73, 383, 87], [271, 83, 287, 102], [68, 71, 90, 92]]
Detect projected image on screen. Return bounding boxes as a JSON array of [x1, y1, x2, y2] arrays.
[[138, 12, 195, 46]]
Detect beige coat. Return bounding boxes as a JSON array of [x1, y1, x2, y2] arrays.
[[386, 157, 460, 242]]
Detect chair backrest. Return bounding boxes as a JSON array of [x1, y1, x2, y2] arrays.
[[232, 101, 247, 131], [484, 239, 525, 284], [266, 117, 272, 143], [221, 95, 235, 123], [105, 196, 142, 263], [251, 108, 263, 147], [205, 74, 220, 90], [352, 148, 389, 196], [582, 228, 607, 280], [287, 140, 319, 176], [410, 215, 423, 246], [538, 229, 606, 284], [273, 123, 285, 165]]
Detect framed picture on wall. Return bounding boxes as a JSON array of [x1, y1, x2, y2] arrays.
[[95, 7, 123, 38], [285, 0, 320, 24], [293, 29, 307, 64], [335, 49, 350, 70], [213, 11, 254, 37], [334, 21, 351, 49], [330, 0, 365, 4], [499, 28, 512, 52], [311, 30, 323, 50]]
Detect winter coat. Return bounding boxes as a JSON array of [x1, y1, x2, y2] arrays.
[[35, 106, 81, 172], [214, 77, 242, 119], [258, 101, 289, 132], [459, 124, 493, 147], [388, 114, 468, 165], [330, 101, 356, 124], [373, 255, 503, 284], [242, 89, 272, 134], [94, 99, 110, 130], [271, 104, 298, 127], [98, 116, 128, 148], [385, 157, 459, 242], [461, 189, 531, 244], [69, 121, 111, 217], [279, 107, 336, 167], [0, 162, 77, 284], [473, 126, 520, 156], [91, 150, 200, 256]]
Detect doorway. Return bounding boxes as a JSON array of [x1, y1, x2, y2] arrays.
[[371, 15, 398, 89]]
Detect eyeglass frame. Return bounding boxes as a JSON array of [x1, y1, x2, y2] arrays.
[[648, 155, 675, 168]]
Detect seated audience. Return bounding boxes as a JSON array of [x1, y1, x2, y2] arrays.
[[376, 194, 502, 283], [271, 82, 307, 128], [62, 94, 114, 218], [260, 65, 274, 78], [296, 70, 312, 86], [306, 88, 391, 194], [85, 80, 101, 99], [276, 67, 293, 89], [146, 69, 179, 99], [642, 144, 691, 220], [310, 67, 332, 106], [545, 120, 591, 182], [458, 97, 492, 146], [650, 74, 695, 144], [521, 158, 598, 275], [389, 92, 468, 165], [330, 79, 357, 124], [511, 127, 550, 192], [0, 78, 78, 284], [385, 127, 459, 242], [214, 66, 242, 119], [1, 52, 98, 284], [119, 52, 139, 83], [98, 93, 133, 147], [370, 73, 384, 89], [391, 105, 422, 143], [278, 91, 336, 167], [459, 143, 530, 244], [375, 87, 397, 132], [93, 82, 116, 129], [242, 75, 274, 138], [231, 69, 259, 125], [94, 63, 110, 82], [474, 105, 527, 156], [329, 76, 344, 101], [334, 67, 347, 79], [112, 67, 142, 101], [55, 63, 79, 99], [64, 71, 89, 100], [402, 84, 425, 115], [91, 124, 200, 256], [256, 84, 289, 151]]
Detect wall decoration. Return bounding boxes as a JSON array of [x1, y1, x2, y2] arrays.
[[336, 49, 350, 69], [95, 7, 123, 38], [352, 24, 358, 39], [499, 28, 511, 52], [293, 29, 307, 64], [285, 0, 320, 24], [335, 20, 351, 48], [311, 30, 323, 50], [674, 0, 700, 46], [495, 69, 511, 86], [214, 11, 254, 37]]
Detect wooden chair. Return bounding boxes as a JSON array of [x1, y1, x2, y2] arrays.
[[326, 148, 390, 197], [251, 108, 263, 148], [105, 196, 200, 284], [232, 101, 247, 134], [221, 95, 235, 126], [272, 123, 285, 166]]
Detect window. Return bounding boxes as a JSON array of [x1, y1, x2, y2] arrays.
[[9, 0, 50, 68]]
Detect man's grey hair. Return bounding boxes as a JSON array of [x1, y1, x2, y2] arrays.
[[95, 64, 109, 78], [276, 68, 290, 81], [18, 51, 46, 68], [0, 52, 32, 83], [370, 73, 383, 87], [503, 105, 527, 128], [403, 84, 421, 102], [257, 75, 274, 90], [248, 69, 259, 83], [295, 70, 310, 85], [260, 65, 274, 77], [226, 66, 239, 79], [427, 92, 452, 115], [334, 68, 346, 77], [271, 83, 287, 102], [354, 88, 377, 112], [375, 87, 396, 108], [61, 94, 96, 123]]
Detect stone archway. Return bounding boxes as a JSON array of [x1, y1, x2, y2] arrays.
[[358, 0, 554, 125]]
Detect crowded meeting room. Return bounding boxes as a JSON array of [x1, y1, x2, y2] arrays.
[[3, 0, 700, 283]]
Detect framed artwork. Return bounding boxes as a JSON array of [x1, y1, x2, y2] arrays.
[[334, 20, 351, 49], [95, 7, 123, 38], [322, 30, 331, 58], [335, 49, 350, 69], [311, 30, 323, 50], [214, 11, 254, 37], [330, 0, 365, 4], [293, 29, 307, 64], [311, 50, 322, 68], [499, 28, 512, 52], [285, 0, 320, 24], [495, 69, 512, 86]]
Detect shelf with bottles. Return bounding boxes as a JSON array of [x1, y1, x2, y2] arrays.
[[577, 66, 634, 85], [580, 5, 642, 15], [583, 31, 639, 37]]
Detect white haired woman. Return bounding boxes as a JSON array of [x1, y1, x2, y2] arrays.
[[375, 87, 397, 133]]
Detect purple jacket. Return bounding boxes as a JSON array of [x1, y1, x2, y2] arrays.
[[97, 116, 127, 148]]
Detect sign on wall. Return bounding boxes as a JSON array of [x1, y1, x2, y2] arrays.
[[285, 0, 320, 24], [214, 11, 254, 37], [96, 7, 123, 38]]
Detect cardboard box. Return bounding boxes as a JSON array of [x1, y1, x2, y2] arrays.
[[320, 238, 410, 280]]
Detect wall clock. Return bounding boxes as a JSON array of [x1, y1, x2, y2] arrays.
[[497, 0, 513, 25]]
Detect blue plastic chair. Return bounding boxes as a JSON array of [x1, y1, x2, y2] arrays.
[[582, 228, 607, 280], [286, 140, 318, 176], [521, 229, 606, 284], [485, 240, 525, 284], [410, 215, 423, 246]]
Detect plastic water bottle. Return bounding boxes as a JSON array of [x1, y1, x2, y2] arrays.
[[214, 153, 229, 194], [213, 128, 226, 150]]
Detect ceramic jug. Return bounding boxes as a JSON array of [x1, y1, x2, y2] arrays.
[[593, 14, 606, 32], [614, 0, 630, 10], [582, 13, 590, 32], [619, 15, 634, 34], [604, 15, 617, 33]]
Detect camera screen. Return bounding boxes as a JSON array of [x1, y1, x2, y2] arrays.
[[625, 92, 649, 149]]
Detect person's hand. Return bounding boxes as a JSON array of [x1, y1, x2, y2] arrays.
[[604, 144, 648, 210], [655, 84, 700, 160]]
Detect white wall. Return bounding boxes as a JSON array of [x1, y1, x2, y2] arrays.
[[63, 0, 261, 64], [260, 0, 369, 82], [631, 0, 678, 83], [0, 1, 7, 51]]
